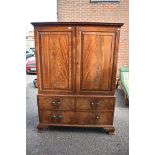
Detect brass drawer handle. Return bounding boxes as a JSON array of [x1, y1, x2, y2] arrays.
[[51, 100, 61, 106], [90, 101, 100, 107], [48, 115, 63, 119]]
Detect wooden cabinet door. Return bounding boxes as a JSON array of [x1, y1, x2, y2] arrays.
[[35, 26, 75, 94], [76, 26, 120, 95]]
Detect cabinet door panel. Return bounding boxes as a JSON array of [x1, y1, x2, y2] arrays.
[[76, 27, 118, 94], [36, 27, 75, 93]]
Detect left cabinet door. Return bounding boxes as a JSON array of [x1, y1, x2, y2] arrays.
[[34, 26, 75, 94]]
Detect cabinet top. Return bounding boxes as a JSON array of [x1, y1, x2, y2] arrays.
[[31, 22, 124, 27]]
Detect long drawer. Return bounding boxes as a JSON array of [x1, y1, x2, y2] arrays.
[[76, 97, 115, 111], [39, 110, 113, 125], [38, 96, 74, 110]]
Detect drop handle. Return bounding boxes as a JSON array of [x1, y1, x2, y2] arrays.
[[51, 100, 61, 106], [90, 102, 100, 107], [48, 115, 63, 119]]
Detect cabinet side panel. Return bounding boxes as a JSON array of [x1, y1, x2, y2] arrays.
[[34, 28, 42, 92]]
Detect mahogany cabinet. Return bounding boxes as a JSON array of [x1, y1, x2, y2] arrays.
[[31, 22, 123, 134]]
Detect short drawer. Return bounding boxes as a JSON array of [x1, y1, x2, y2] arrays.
[[77, 97, 115, 110], [39, 110, 76, 124], [38, 96, 74, 110], [76, 111, 113, 125]]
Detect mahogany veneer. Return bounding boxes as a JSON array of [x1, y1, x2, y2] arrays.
[[32, 22, 123, 134]]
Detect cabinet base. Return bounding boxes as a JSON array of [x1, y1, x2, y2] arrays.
[[104, 126, 115, 135], [37, 123, 115, 135], [37, 123, 47, 130]]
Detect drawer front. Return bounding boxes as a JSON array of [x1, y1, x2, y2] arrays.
[[76, 111, 113, 125], [39, 110, 76, 124], [77, 98, 114, 110], [38, 96, 74, 110]]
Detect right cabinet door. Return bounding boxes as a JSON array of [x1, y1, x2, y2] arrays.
[[76, 26, 120, 95]]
